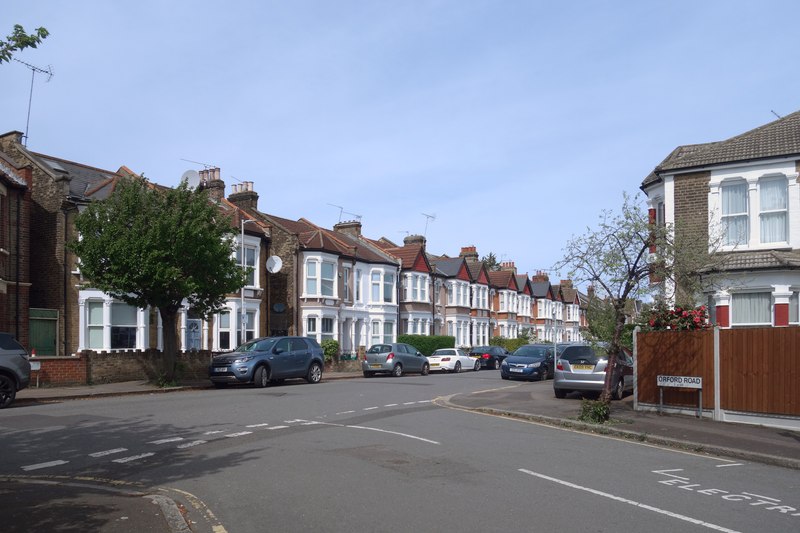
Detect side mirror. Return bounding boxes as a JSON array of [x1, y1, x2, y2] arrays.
[[274, 348, 285, 355]]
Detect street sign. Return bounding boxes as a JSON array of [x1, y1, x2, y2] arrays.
[[657, 375, 702, 389]]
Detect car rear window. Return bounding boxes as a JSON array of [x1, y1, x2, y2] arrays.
[[368, 344, 391, 354], [0, 334, 24, 351], [560, 345, 608, 363], [433, 349, 454, 356]]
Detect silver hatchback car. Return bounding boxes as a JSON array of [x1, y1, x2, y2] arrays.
[[362, 343, 430, 377], [553, 343, 634, 400]]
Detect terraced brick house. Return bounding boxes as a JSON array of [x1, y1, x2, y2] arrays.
[[0, 150, 31, 350], [531, 272, 558, 342], [515, 273, 535, 338], [459, 247, 492, 346], [488, 264, 520, 339], [641, 110, 800, 327], [428, 254, 473, 348]]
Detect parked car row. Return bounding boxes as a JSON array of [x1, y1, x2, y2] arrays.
[[206, 337, 633, 403]]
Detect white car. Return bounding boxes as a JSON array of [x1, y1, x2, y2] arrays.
[[428, 348, 480, 373]]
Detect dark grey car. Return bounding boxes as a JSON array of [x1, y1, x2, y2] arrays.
[[0, 333, 31, 408], [209, 336, 325, 388], [362, 343, 430, 377]]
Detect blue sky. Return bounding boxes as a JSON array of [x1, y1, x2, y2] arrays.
[[3, 1, 799, 281]]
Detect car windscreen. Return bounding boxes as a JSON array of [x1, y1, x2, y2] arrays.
[[513, 346, 551, 358], [470, 346, 489, 353], [238, 338, 277, 352], [368, 344, 391, 354]]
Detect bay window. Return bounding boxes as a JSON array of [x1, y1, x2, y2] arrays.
[[731, 292, 772, 326]]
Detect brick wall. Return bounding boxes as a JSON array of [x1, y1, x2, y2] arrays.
[[266, 222, 298, 336], [673, 171, 711, 302], [29, 350, 213, 386]]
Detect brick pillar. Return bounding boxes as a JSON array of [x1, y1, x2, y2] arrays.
[[773, 286, 792, 327], [774, 304, 789, 326], [716, 305, 730, 328]]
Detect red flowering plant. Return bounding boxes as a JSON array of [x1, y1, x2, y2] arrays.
[[643, 303, 710, 331]]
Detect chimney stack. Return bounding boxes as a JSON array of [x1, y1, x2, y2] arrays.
[[201, 167, 226, 201], [459, 245, 479, 262], [229, 180, 259, 210], [334, 220, 362, 238], [500, 261, 516, 273], [532, 270, 549, 283], [403, 234, 426, 248]]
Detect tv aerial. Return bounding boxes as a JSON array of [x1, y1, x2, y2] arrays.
[[14, 58, 54, 147], [328, 203, 362, 223], [422, 212, 436, 237]]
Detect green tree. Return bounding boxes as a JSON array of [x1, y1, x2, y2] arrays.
[[1, 24, 49, 63], [481, 252, 501, 271], [555, 193, 672, 405], [70, 177, 245, 382]]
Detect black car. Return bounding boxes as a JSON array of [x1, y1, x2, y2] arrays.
[[468, 346, 510, 370], [209, 336, 325, 388], [500, 344, 554, 381], [0, 333, 31, 408]]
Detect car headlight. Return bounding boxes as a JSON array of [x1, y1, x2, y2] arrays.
[[500, 360, 508, 367], [233, 355, 255, 364], [527, 362, 541, 368]]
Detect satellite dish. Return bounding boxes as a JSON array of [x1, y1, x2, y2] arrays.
[[181, 169, 201, 189], [266, 255, 283, 273]]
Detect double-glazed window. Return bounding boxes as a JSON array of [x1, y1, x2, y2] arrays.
[[790, 292, 799, 324], [218, 311, 231, 350], [721, 182, 748, 246], [383, 321, 393, 343], [321, 318, 334, 340], [343, 267, 351, 301], [759, 178, 788, 244], [238, 245, 257, 286], [306, 260, 336, 297], [87, 300, 138, 350], [731, 292, 772, 326], [306, 317, 317, 338]]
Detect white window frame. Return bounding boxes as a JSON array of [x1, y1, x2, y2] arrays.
[[759, 176, 788, 244], [730, 292, 772, 326], [306, 316, 318, 338]]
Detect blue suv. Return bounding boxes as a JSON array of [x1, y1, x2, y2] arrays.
[[209, 336, 324, 388]]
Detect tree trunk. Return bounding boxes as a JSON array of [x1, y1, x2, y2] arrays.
[[599, 308, 626, 404], [159, 308, 180, 383]]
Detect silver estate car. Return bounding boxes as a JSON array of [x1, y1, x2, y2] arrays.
[[0, 333, 31, 408], [553, 343, 634, 400], [362, 343, 430, 377]]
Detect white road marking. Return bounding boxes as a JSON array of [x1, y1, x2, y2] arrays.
[[269, 425, 289, 430], [204, 430, 223, 435], [177, 440, 207, 449], [417, 400, 432, 403], [336, 410, 356, 414], [652, 469, 690, 480], [89, 448, 128, 458], [148, 437, 184, 445], [716, 463, 744, 468], [403, 402, 416, 405], [113, 453, 155, 463], [345, 424, 440, 445], [21, 460, 69, 471], [245, 423, 270, 428], [224, 432, 252, 437], [520, 469, 740, 533], [285, 419, 306, 423], [300, 421, 321, 426], [384, 404, 398, 407], [363, 406, 379, 411]]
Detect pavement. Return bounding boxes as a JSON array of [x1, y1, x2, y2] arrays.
[[7, 371, 800, 532]]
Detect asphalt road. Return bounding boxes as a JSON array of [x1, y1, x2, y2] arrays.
[[1, 370, 798, 532]]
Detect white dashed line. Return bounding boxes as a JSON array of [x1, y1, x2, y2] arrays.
[[89, 448, 128, 457], [21, 460, 69, 471], [384, 404, 398, 407], [113, 453, 155, 463], [336, 410, 356, 415], [716, 463, 744, 468], [246, 423, 270, 428], [519, 469, 740, 533], [285, 419, 306, 424], [177, 440, 207, 449], [403, 402, 416, 405], [417, 400, 432, 403], [204, 430, 223, 435], [225, 432, 252, 438], [345, 425, 440, 445], [269, 425, 289, 430], [301, 421, 321, 426], [148, 437, 184, 445], [363, 406, 379, 411]]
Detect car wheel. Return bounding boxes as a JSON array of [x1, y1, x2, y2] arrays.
[[392, 364, 403, 377], [421, 363, 430, 376], [612, 378, 624, 400], [454, 361, 461, 373], [554, 388, 567, 399], [0, 375, 16, 408], [474, 360, 480, 371], [493, 358, 501, 370], [254, 366, 269, 388], [539, 367, 548, 381], [212, 382, 227, 389], [306, 362, 323, 384], [501, 374, 509, 380], [363, 371, 372, 378]]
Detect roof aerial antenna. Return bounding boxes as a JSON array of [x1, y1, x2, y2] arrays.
[[422, 212, 436, 238], [180, 158, 215, 169], [327, 203, 344, 222], [343, 210, 362, 222], [14, 58, 53, 147], [771, 110, 782, 119]]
